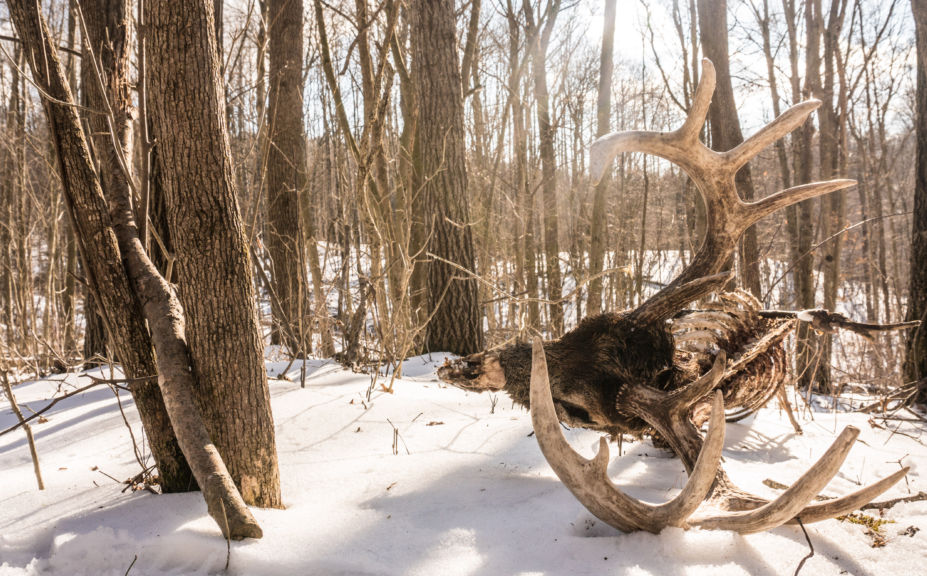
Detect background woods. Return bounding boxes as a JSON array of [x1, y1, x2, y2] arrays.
[[0, 0, 925, 508]]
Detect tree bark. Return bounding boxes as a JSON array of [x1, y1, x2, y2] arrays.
[[5, 0, 265, 538], [908, 0, 927, 403], [755, 0, 793, 191], [587, 0, 617, 316], [145, 0, 282, 508], [794, 0, 822, 389], [0, 57, 13, 352], [525, 0, 564, 334], [817, 0, 849, 392], [696, 0, 761, 298], [265, 0, 313, 354], [411, 0, 483, 355], [504, 2, 539, 330], [21, 0, 194, 491]]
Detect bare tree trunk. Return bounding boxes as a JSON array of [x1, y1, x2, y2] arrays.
[[755, 0, 793, 192], [3, 0, 270, 539], [817, 0, 849, 391], [6, 47, 29, 361], [265, 0, 313, 355], [909, 0, 927, 403], [794, 0, 822, 389], [587, 0, 617, 316], [1, 57, 14, 355], [16, 0, 196, 490], [412, 0, 483, 354], [504, 2, 539, 331], [525, 1, 564, 334], [781, 0, 810, 317], [393, 8, 426, 335], [145, 0, 282, 508], [697, 0, 761, 298]]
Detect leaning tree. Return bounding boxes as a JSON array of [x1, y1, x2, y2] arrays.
[[6, 0, 272, 539]]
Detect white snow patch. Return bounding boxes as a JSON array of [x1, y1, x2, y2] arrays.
[[1, 357, 926, 575]]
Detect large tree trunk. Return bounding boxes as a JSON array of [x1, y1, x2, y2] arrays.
[[411, 0, 483, 355], [14, 0, 195, 491], [265, 0, 312, 354], [587, 0, 617, 316], [696, 0, 761, 298], [5, 0, 265, 539], [145, 0, 282, 508], [909, 0, 927, 403]]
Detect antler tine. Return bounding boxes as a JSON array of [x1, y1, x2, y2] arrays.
[[630, 272, 732, 325], [746, 179, 857, 228], [786, 466, 910, 524], [723, 100, 821, 172], [661, 389, 727, 526], [691, 426, 860, 533], [589, 130, 711, 185], [669, 350, 726, 406], [530, 339, 726, 533], [588, 59, 715, 184], [676, 59, 716, 142]]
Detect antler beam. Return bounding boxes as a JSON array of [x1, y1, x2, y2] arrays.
[[530, 340, 908, 534], [530, 339, 726, 533], [589, 58, 856, 324]]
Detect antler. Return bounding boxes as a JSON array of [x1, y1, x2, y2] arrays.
[[530, 339, 727, 532], [589, 59, 855, 324], [530, 339, 909, 534], [524, 59, 907, 533]]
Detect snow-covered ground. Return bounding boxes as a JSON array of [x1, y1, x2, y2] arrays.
[[1, 355, 926, 576]]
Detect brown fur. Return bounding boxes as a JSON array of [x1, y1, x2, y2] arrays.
[[441, 312, 680, 437], [438, 293, 792, 440]]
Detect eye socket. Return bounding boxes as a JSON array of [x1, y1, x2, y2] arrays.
[[557, 401, 593, 426]]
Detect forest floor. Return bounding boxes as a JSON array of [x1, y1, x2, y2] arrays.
[[1, 352, 926, 575]]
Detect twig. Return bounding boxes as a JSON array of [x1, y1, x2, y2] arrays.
[[861, 491, 927, 510], [97, 468, 123, 484], [0, 33, 82, 57], [763, 212, 912, 301], [1, 369, 44, 489], [121, 465, 157, 493], [85, 374, 158, 386], [386, 418, 410, 455], [219, 498, 231, 571], [758, 309, 919, 337], [124, 555, 137, 576], [0, 380, 110, 437], [109, 384, 148, 475], [427, 251, 625, 307], [856, 381, 921, 414], [793, 518, 814, 576], [0, 39, 101, 113]]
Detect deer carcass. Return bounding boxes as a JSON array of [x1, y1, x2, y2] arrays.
[[438, 59, 907, 534]]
